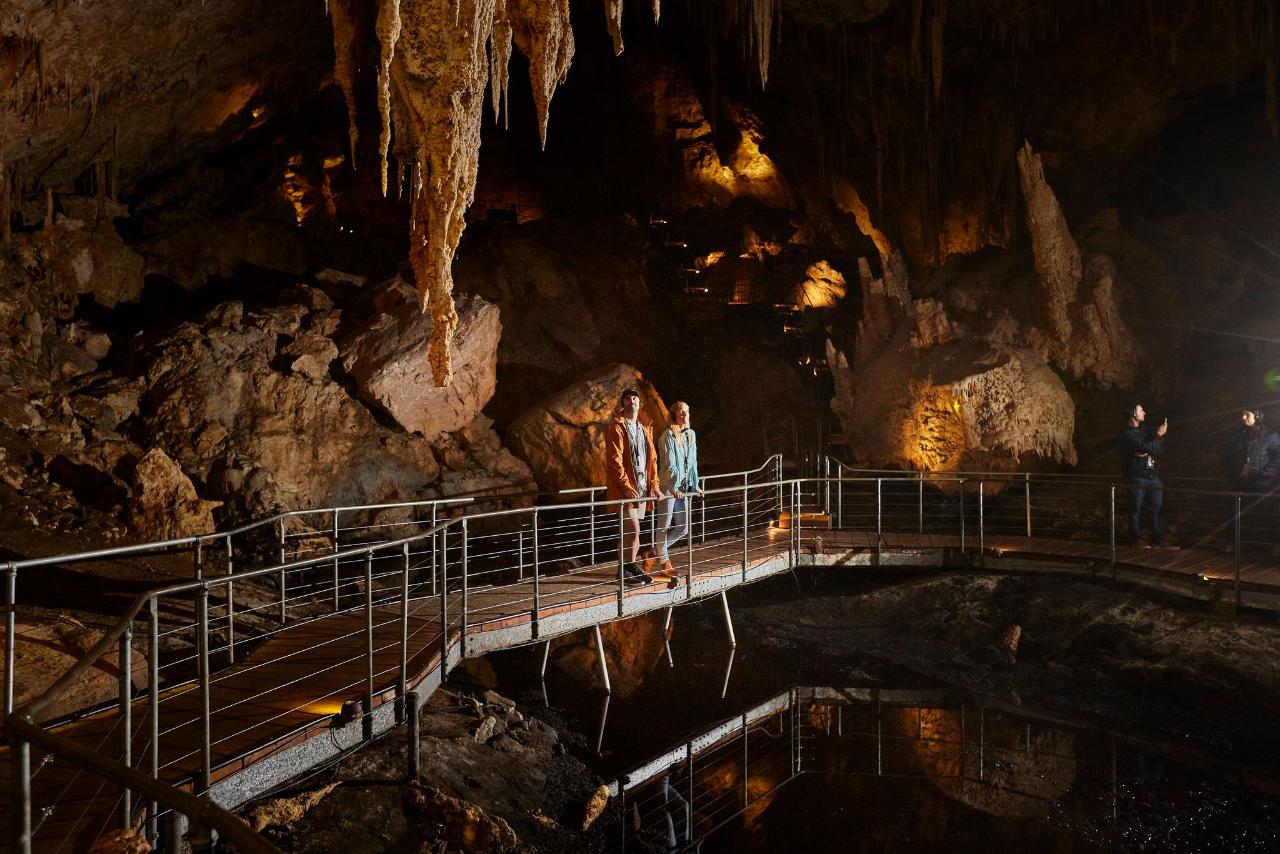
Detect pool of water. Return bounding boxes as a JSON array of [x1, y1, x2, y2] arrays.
[[480, 572, 1280, 852]]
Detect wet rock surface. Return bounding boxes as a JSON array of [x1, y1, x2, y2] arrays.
[[250, 687, 617, 853]]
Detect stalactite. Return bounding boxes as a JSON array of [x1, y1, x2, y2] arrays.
[[604, 0, 624, 55], [328, 0, 361, 164], [110, 124, 119, 201], [90, 79, 99, 122], [0, 151, 9, 245], [510, 0, 576, 148], [490, 0, 513, 127], [44, 187, 53, 230], [652, 0, 659, 24], [94, 159, 106, 221], [376, 0, 403, 195], [929, 0, 947, 103]]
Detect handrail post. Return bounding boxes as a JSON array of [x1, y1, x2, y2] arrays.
[[11, 719, 31, 854], [363, 551, 375, 741], [517, 527, 525, 581], [742, 473, 749, 581], [589, 489, 597, 565], [532, 509, 541, 638], [196, 584, 211, 796], [959, 480, 966, 552], [617, 505, 626, 619], [776, 455, 783, 524], [686, 495, 695, 598], [1235, 494, 1243, 610], [918, 472, 924, 534], [979, 481, 985, 555], [276, 517, 286, 623], [147, 597, 160, 846], [5, 564, 16, 718], [399, 542, 410, 722], [461, 519, 470, 659], [440, 529, 449, 680], [119, 622, 133, 829], [1024, 473, 1032, 538], [332, 509, 341, 611], [823, 456, 831, 518], [837, 465, 843, 529], [875, 478, 882, 563], [431, 505, 439, 597], [223, 535, 236, 664], [1110, 485, 1117, 580]]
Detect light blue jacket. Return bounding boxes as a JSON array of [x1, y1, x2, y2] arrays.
[[657, 426, 700, 494]]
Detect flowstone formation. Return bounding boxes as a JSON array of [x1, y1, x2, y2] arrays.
[[325, 0, 575, 386]]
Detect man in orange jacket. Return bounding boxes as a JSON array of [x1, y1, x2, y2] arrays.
[[605, 388, 663, 585]]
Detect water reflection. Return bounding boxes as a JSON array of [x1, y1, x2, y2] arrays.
[[606, 687, 1279, 853]]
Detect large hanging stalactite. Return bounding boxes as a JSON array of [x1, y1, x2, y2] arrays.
[[328, 0, 362, 163], [354, 0, 577, 384]]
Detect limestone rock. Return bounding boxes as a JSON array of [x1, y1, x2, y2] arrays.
[[791, 260, 847, 309], [548, 611, 667, 698], [828, 339, 1077, 476], [1, 616, 148, 725], [281, 332, 338, 382], [130, 447, 221, 539], [506, 364, 669, 492], [137, 216, 308, 291], [246, 783, 339, 833], [401, 781, 520, 852], [86, 829, 151, 854], [46, 223, 145, 308], [340, 293, 500, 439]]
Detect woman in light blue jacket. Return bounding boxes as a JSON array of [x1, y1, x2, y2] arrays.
[[655, 401, 701, 579]]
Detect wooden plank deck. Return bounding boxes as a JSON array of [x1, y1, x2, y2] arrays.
[[6, 525, 1280, 850]]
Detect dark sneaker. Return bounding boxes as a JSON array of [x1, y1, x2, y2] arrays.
[[623, 562, 652, 586]]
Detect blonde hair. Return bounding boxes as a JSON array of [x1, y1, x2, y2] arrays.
[[672, 401, 689, 422]]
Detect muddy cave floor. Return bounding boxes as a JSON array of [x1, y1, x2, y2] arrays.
[[246, 568, 1280, 851]]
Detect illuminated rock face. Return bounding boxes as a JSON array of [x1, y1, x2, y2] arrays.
[[341, 289, 501, 439], [828, 246, 1076, 476], [506, 363, 669, 493], [130, 447, 222, 539]]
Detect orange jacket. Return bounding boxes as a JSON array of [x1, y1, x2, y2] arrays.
[[605, 412, 661, 503]]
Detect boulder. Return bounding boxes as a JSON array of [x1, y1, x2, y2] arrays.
[[506, 364, 669, 492], [46, 222, 145, 308], [341, 293, 500, 439], [401, 781, 520, 853], [137, 216, 308, 291], [1, 616, 148, 725], [281, 332, 338, 382], [86, 829, 151, 854], [129, 448, 222, 539]]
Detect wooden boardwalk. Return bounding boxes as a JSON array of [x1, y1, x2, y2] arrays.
[[6, 526, 1280, 850]]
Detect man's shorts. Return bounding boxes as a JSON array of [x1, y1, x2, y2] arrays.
[[624, 502, 647, 521]]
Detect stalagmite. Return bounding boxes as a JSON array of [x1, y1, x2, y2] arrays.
[[376, 0, 403, 195], [510, 0, 576, 148], [1015, 141, 1079, 342], [604, 0, 624, 56], [328, 0, 361, 163]]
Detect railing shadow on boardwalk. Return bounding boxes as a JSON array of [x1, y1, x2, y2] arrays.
[[7, 453, 1280, 852]]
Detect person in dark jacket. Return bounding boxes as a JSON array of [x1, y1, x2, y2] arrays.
[[1235, 409, 1280, 492], [1121, 403, 1168, 547]]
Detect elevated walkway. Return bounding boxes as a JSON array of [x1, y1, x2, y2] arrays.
[[7, 456, 1280, 851]]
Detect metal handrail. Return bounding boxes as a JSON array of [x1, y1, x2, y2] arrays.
[[10, 455, 1274, 853]]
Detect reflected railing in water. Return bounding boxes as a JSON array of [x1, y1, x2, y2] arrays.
[[606, 686, 1279, 853]]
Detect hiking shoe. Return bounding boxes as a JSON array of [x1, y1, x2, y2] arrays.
[[623, 562, 653, 586]]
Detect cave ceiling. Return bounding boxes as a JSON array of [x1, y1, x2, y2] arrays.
[[2, 0, 1277, 307]]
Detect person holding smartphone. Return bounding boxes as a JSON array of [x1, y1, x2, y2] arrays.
[[1121, 403, 1168, 548]]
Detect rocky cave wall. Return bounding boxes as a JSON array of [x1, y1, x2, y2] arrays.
[[2, 0, 1280, 549]]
